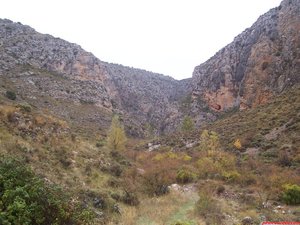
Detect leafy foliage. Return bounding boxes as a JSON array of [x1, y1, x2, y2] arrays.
[[0, 157, 93, 225], [176, 167, 197, 184], [5, 91, 16, 100], [198, 130, 220, 154], [141, 157, 179, 196], [107, 115, 127, 151], [233, 138, 242, 150], [196, 131, 238, 181], [281, 184, 300, 205]]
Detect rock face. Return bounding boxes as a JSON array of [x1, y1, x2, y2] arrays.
[[0, 18, 192, 136], [0, 0, 299, 136], [192, 0, 300, 111], [104, 64, 192, 135]]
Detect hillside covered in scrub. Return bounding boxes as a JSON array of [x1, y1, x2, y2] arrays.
[[0, 77, 299, 224], [0, 0, 299, 224]]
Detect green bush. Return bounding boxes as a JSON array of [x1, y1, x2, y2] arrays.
[[0, 157, 94, 225], [176, 168, 197, 184], [281, 184, 300, 205], [222, 171, 241, 183], [181, 116, 195, 133], [5, 90, 16, 100], [143, 171, 170, 196]]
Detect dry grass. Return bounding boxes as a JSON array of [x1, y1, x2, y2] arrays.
[[119, 190, 201, 225]]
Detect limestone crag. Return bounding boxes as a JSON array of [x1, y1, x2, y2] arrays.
[[0, 19, 113, 109], [104, 63, 192, 135], [0, 0, 299, 136], [0, 19, 192, 136], [192, 0, 300, 111]]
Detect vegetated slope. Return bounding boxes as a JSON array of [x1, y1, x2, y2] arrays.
[[0, 95, 135, 224], [0, 18, 194, 136], [209, 84, 300, 166], [191, 0, 300, 113], [127, 85, 300, 225], [0, 0, 299, 224], [155, 84, 300, 167], [1, 79, 299, 225]]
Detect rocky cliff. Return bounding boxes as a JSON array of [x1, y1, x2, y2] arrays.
[[192, 0, 300, 111], [0, 0, 299, 136], [0, 19, 193, 136], [104, 64, 192, 136]]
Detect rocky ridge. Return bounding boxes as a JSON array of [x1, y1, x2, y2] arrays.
[[0, 0, 299, 136], [191, 0, 300, 111], [0, 19, 194, 136]]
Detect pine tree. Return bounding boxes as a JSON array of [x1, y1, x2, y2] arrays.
[[107, 115, 127, 151]]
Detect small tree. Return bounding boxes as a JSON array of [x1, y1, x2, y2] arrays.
[[198, 130, 220, 155], [107, 115, 127, 151], [181, 116, 195, 133]]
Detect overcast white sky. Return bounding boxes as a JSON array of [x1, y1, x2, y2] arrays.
[[1, 0, 282, 80]]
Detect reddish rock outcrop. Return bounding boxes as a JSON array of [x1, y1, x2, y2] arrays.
[[192, 0, 300, 111]]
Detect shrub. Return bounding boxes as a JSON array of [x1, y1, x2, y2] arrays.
[[17, 103, 32, 112], [139, 153, 180, 196], [109, 163, 123, 177], [216, 185, 225, 195], [153, 151, 180, 161], [222, 171, 241, 183], [198, 130, 220, 154], [197, 157, 220, 178], [239, 173, 257, 186], [281, 184, 300, 205], [96, 139, 105, 148], [277, 151, 292, 167], [110, 191, 121, 201], [197, 150, 237, 179], [181, 116, 195, 133], [142, 166, 172, 196], [196, 191, 223, 224], [176, 167, 197, 184], [121, 190, 139, 206], [0, 157, 93, 225], [5, 90, 16, 100], [182, 154, 192, 161], [143, 174, 170, 196]]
